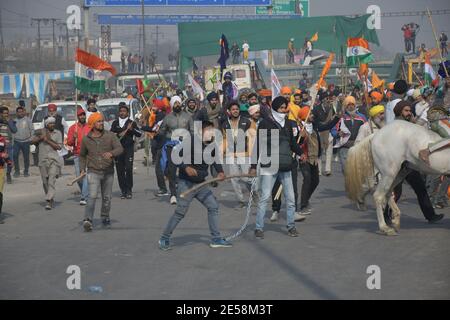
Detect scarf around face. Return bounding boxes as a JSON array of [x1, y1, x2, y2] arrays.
[[119, 117, 129, 128], [271, 109, 286, 127]]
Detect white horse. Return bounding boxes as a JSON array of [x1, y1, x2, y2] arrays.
[[345, 120, 450, 235]]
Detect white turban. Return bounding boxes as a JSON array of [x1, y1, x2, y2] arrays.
[[248, 104, 260, 116], [170, 95, 182, 108], [44, 116, 56, 126]]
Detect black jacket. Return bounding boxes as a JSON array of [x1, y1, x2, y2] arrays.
[[251, 116, 303, 172], [177, 136, 224, 183], [110, 118, 142, 149]]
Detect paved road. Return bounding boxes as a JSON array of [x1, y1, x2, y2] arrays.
[[1, 150, 449, 299]]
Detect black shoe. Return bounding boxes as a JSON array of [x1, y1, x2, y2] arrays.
[[102, 217, 111, 228], [121, 193, 126, 199], [155, 190, 169, 197], [23, 172, 30, 177], [428, 214, 444, 224], [6, 174, 12, 184], [13, 172, 20, 178], [254, 229, 264, 239], [126, 193, 132, 199], [288, 227, 299, 237]]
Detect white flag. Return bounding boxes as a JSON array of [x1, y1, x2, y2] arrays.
[[271, 68, 281, 98], [187, 74, 205, 101]]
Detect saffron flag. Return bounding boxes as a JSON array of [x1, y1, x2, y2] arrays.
[[424, 53, 436, 85], [371, 70, 385, 89], [75, 48, 116, 93], [346, 38, 373, 66], [317, 53, 334, 88], [310, 32, 318, 42]]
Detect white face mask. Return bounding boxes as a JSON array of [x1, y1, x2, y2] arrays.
[[303, 121, 313, 134]]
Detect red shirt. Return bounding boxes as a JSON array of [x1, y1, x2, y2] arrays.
[[67, 122, 90, 156], [403, 27, 412, 39]]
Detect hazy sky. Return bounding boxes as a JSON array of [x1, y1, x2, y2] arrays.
[[1, 0, 449, 56]]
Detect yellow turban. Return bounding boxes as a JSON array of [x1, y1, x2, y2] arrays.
[[369, 105, 385, 118], [88, 112, 104, 128]]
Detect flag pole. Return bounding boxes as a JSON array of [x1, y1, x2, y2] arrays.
[[426, 7, 449, 78]]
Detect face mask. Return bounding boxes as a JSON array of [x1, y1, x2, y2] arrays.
[[303, 122, 313, 134]]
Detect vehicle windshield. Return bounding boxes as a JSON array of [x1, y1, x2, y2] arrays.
[[97, 104, 120, 122], [32, 104, 81, 123]]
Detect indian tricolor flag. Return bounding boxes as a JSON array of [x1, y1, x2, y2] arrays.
[[75, 48, 116, 93], [346, 37, 373, 66], [424, 54, 436, 86]]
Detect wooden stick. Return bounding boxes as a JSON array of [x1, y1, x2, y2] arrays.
[[67, 172, 87, 186], [411, 68, 425, 86], [180, 174, 256, 198], [427, 7, 449, 77]]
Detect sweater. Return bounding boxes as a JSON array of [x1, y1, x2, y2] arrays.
[[13, 117, 34, 142], [79, 130, 124, 174]]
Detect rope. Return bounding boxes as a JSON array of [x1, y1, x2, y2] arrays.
[[225, 177, 258, 241]]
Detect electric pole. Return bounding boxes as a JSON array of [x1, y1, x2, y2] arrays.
[[0, 8, 4, 60], [151, 26, 163, 66], [141, 0, 147, 78], [31, 18, 42, 68], [50, 18, 60, 60], [58, 22, 70, 68]]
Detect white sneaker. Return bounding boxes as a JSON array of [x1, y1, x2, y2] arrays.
[[79, 200, 87, 206], [270, 211, 279, 222], [170, 196, 177, 205], [294, 212, 307, 222]]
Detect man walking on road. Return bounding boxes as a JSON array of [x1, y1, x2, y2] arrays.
[[111, 102, 142, 199], [0, 106, 17, 184], [32, 117, 63, 210], [13, 105, 33, 177], [80, 113, 123, 232], [67, 107, 90, 205]]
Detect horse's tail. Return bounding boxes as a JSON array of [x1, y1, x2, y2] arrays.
[[345, 134, 375, 203]]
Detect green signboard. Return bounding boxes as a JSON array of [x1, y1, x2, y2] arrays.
[[256, 0, 309, 17]]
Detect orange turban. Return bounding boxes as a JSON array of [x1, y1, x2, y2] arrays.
[[88, 112, 104, 128], [370, 91, 383, 103], [281, 86, 292, 95], [298, 106, 310, 121]]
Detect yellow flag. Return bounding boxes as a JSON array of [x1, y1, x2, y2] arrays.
[[371, 71, 385, 89], [310, 32, 319, 42]]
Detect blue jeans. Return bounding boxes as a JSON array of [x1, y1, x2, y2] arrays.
[[84, 172, 114, 221], [256, 170, 296, 231], [13, 141, 30, 174], [161, 179, 221, 241], [73, 156, 89, 201]]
